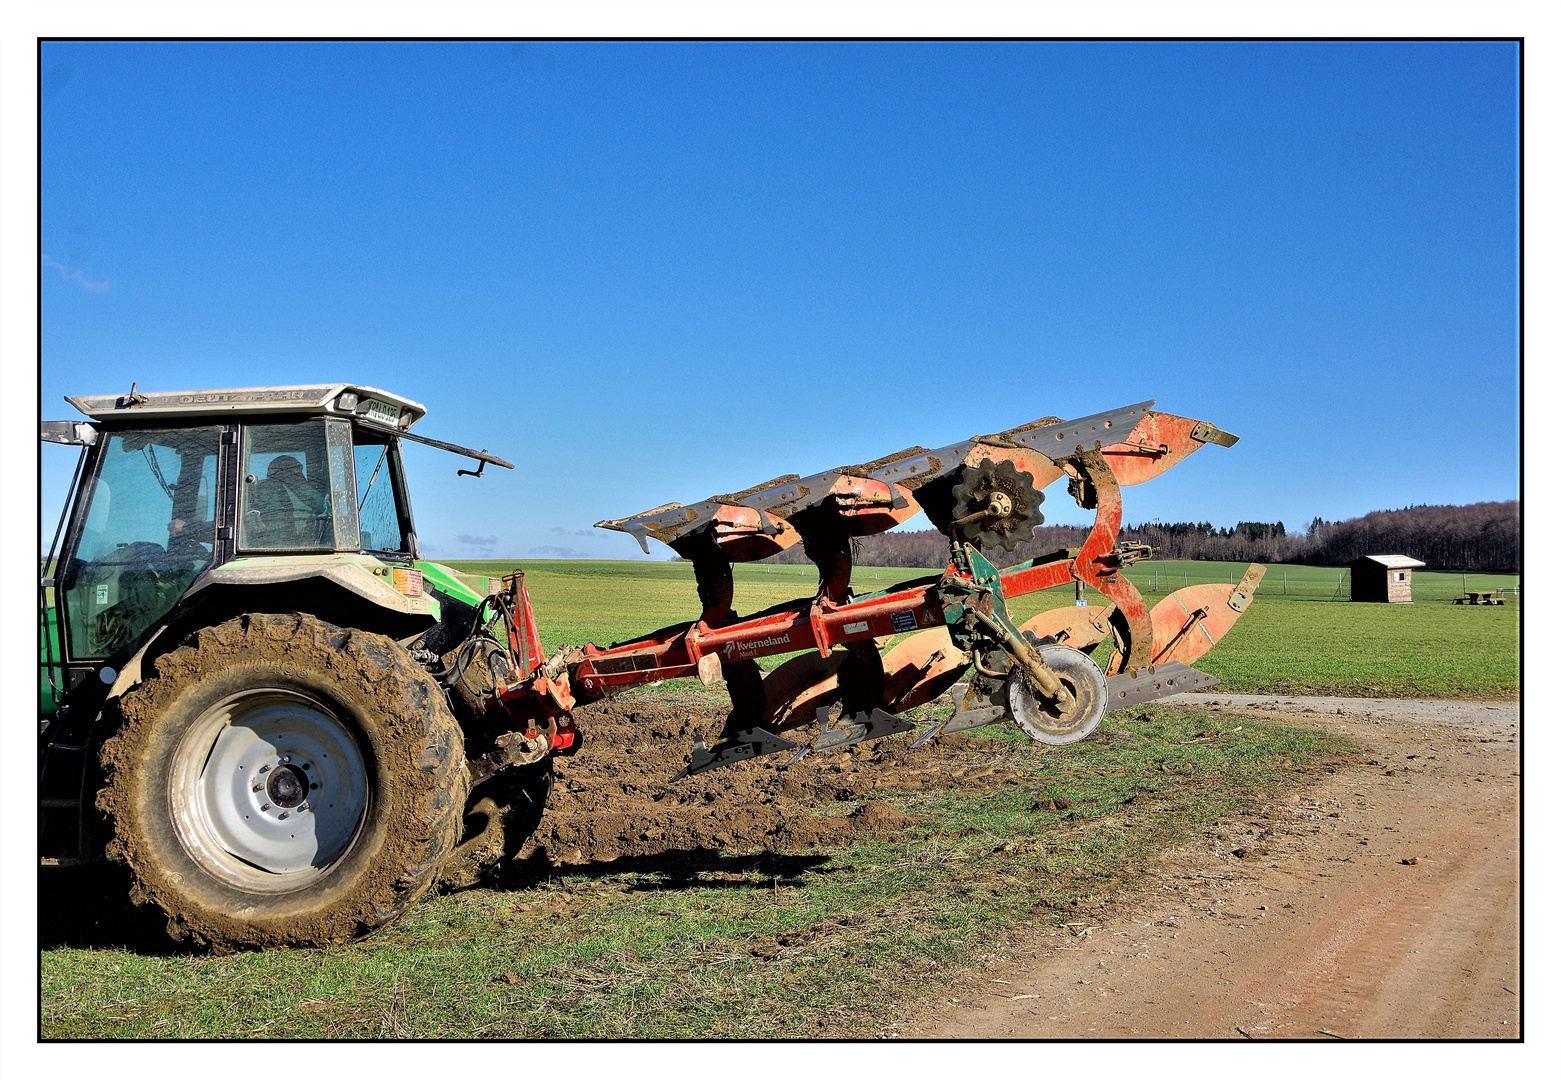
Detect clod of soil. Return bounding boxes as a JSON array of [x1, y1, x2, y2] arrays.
[[509, 696, 979, 866]]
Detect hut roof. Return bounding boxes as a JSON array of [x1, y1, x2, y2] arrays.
[[1351, 554, 1427, 569]]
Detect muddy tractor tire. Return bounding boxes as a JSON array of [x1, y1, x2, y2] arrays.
[[97, 612, 468, 950]]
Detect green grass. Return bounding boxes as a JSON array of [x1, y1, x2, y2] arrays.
[[41, 706, 1356, 1039], [441, 557, 1519, 698]]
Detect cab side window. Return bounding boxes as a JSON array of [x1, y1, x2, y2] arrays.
[[240, 422, 359, 551], [353, 438, 411, 555], [61, 427, 220, 659]]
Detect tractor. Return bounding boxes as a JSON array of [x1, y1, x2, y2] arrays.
[[40, 384, 1261, 951]]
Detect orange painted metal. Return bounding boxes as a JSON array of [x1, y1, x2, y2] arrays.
[[829, 475, 921, 536], [1135, 564, 1267, 667], [962, 443, 1066, 491], [706, 476, 918, 563], [880, 625, 970, 712], [709, 503, 800, 562], [1018, 604, 1116, 651], [761, 651, 848, 731], [1101, 412, 1213, 488], [1065, 450, 1155, 675]]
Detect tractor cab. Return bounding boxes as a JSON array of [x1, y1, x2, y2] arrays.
[[40, 384, 507, 708]]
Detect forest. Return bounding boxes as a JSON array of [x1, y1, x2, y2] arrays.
[[754, 500, 1519, 573]]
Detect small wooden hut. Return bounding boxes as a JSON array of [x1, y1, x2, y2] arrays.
[[1349, 554, 1426, 603]]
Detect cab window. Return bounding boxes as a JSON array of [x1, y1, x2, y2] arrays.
[[61, 427, 221, 659], [239, 420, 360, 551], [353, 434, 413, 556]]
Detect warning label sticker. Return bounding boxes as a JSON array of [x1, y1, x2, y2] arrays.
[[891, 609, 917, 633]]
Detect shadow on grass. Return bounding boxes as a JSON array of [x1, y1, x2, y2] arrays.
[[39, 864, 200, 956], [484, 846, 839, 893]]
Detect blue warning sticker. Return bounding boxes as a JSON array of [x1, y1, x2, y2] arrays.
[[891, 609, 917, 633]]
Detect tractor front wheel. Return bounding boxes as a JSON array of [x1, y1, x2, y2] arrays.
[[97, 613, 468, 950]]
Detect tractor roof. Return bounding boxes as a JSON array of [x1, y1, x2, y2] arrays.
[[65, 384, 426, 430]]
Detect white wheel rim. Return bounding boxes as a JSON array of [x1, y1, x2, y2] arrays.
[[170, 689, 368, 892], [1008, 646, 1106, 745]]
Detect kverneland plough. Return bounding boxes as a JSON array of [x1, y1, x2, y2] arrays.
[[479, 400, 1264, 778]]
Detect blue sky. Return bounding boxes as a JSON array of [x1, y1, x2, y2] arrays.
[[40, 40, 1519, 561]]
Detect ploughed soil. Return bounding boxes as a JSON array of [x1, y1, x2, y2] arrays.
[[903, 697, 1521, 1040], [512, 696, 992, 865]]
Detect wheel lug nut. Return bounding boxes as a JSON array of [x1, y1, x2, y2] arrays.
[[281, 756, 291, 763], [261, 803, 272, 811], [259, 764, 271, 773], [279, 811, 290, 819]]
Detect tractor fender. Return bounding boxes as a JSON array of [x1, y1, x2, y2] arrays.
[[183, 554, 439, 620], [104, 556, 437, 703], [52, 566, 441, 868]]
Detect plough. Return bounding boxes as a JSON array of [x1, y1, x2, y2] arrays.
[[476, 399, 1264, 779]]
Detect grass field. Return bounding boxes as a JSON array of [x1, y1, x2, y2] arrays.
[[441, 557, 1520, 699]]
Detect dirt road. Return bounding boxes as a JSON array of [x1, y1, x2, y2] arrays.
[[908, 696, 1520, 1039]]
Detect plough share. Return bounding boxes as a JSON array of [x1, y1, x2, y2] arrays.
[[472, 400, 1264, 779]]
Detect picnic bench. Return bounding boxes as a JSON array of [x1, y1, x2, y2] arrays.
[[1454, 591, 1504, 606]]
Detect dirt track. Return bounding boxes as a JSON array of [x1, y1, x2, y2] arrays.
[[906, 696, 1521, 1039]]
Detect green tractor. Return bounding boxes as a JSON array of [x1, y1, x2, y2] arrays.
[[40, 384, 559, 950]]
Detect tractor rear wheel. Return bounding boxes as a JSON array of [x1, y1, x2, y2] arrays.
[[97, 612, 468, 950]]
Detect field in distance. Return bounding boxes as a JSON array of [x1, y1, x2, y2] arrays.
[[441, 558, 1519, 701]]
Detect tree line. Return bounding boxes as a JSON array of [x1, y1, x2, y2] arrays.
[[751, 500, 1518, 573]]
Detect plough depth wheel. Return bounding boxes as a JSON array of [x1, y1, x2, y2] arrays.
[[1007, 642, 1107, 745]]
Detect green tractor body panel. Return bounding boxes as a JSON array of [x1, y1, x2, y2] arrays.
[[416, 560, 492, 610], [41, 603, 62, 717]]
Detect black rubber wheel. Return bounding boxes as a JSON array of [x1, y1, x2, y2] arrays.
[[97, 612, 468, 950]]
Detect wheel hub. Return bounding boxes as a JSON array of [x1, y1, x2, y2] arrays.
[[1007, 643, 1107, 745], [173, 691, 368, 883], [264, 762, 311, 809]]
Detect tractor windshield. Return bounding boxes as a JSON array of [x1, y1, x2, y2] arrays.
[[61, 426, 221, 660]]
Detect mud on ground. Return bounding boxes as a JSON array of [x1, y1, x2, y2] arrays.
[[510, 694, 1000, 866]]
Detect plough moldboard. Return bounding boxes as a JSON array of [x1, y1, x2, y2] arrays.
[[478, 400, 1265, 780]]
